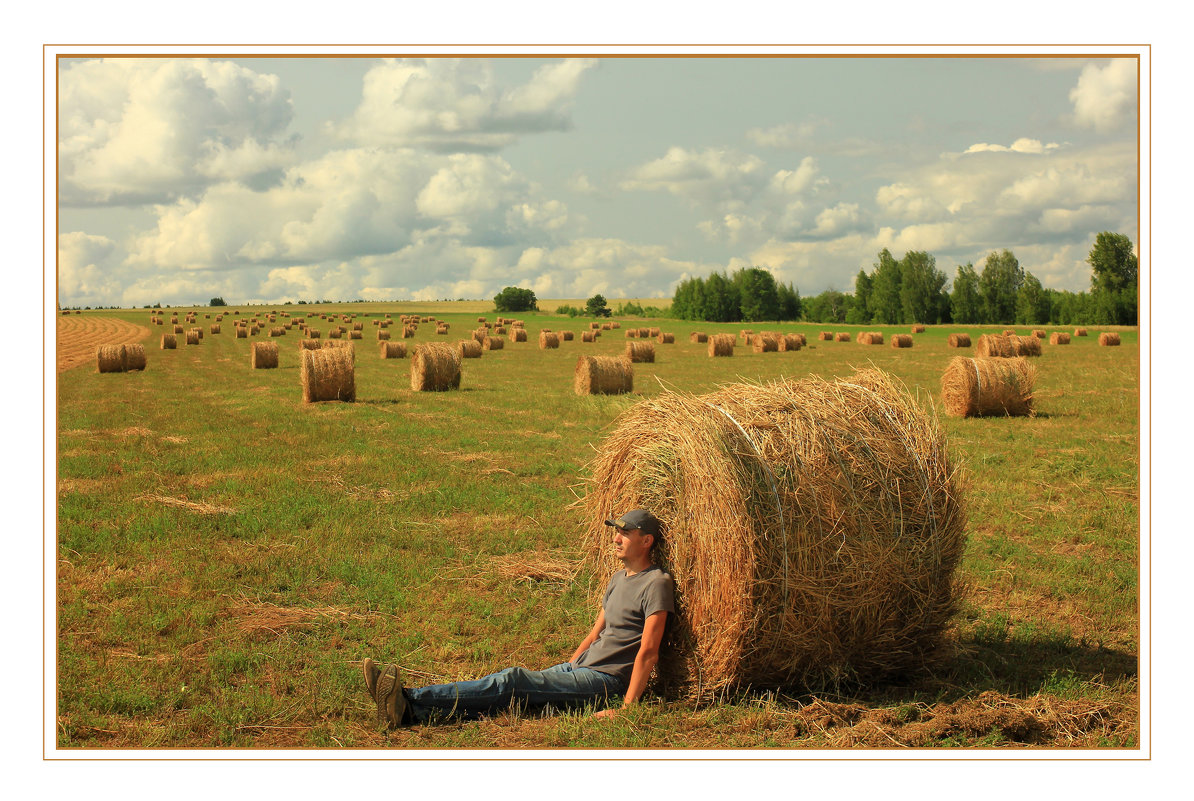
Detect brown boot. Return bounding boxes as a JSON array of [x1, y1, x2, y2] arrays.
[[362, 658, 381, 701], [375, 663, 407, 729]]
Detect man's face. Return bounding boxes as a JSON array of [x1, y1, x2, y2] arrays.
[[612, 527, 652, 563]]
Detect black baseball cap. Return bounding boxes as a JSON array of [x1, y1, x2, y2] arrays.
[[605, 509, 662, 539]]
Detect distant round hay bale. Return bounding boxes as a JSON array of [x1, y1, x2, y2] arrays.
[[778, 334, 802, 352], [96, 345, 127, 373], [637, 328, 650, 338], [411, 342, 462, 391], [601, 323, 613, 330], [328, 329, 342, 339], [1012, 335, 1042, 357], [482, 336, 504, 351], [657, 332, 675, 344], [947, 333, 971, 348], [625, 329, 638, 338], [477, 317, 486, 323], [403, 326, 416, 339], [707, 333, 735, 357], [1049, 332, 1071, 345], [170, 316, 178, 324], [472, 329, 487, 344], [299, 339, 320, 350], [1032, 329, 1046, 339], [269, 326, 285, 337], [562, 331, 575, 341], [582, 331, 597, 342], [590, 322, 601, 329], [235, 326, 247, 339], [210, 324, 221, 334], [835, 332, 851, 342], [752, 333, 779, 353], [818, 331, 833, 341], [511, 329, 527, 342], [300, 346, 355, 403], [306, 329, 321, 339], [251, 341, 279, 369], [160, 334, 177, 349], [377, 329, 390, 341], [891, 334, 913, 348], [911, 325, 926, 333], [941, 356, 1036, 418], [123, 344, 146, 371], [609, 321, 620, 329], [581, 368, 966, 698], [353, 322, 363, 331], [493, 326, 505, 335], [574, 355, 634, 396], [174, 324, 185, 334], [859, 332, 884, 345], [1099, 332, 1122, 346], [379, 341, 407, 359], [625, 341, 656, 362], [460, 339, 483, 358], [648, 327, 661, 338], [974, 334, 1015, 358], [249, 325, 260, 335], [186, 329, 200, 345], [1074, 328, 1088, 337], [690, 332, 708, 343], [349, 330, 362, 340], [539, 331, 561, 349], [61, 310, 70, 316]]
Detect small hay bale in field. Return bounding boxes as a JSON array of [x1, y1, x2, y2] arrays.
[[658, 332, 675, 344], [377, 329, 390, 341], [460, 339, 483, 358], [482, 336, 504, 351], [249, 325, 260, 335], [562, 331, 575, 341], [411, 342, 462, 392], [160, 334, 176, 349], [690, 332, 708, 344], [307, 329, 321, 339], [582, 331, 597, 342], [186, 329, 200, 345], [819, 331, 833, 341], [835, 332, 851, 342], [210, 324, 221, 334], [574, 355, 633, 396], [625, 329, 638, 338], [403, 326, 416, 339], [353, 322, 363, 331], [1049, 332, 1071, 345], [174, 324, 185, 334], [590, 322, 601, 330], [947, 333, 971, 348], [625, 341, 656, 363], [1012, 335, 1042, 357], [235, 326, 247, 339], [170, 316, 178, 324], [1099, 332, 1122, 346], [580, 368, 966, 698], [349, 330, 362, 340], [494, 326, 505, 335], [61, 310, 70, 316], [941, 356, 1036, 418], [610, 321, 620, 329], [602, 323, 613, 330], [124, 344, 146, 371], [911, 325, 926, 333], [477, 317, 486, 323], [778, 334, 802, 352], [974, 334, 1015, 358], [251, 341, 279, 369], [299, 339, 320, 350], [891, 334, 913, 348], [379, 341, 407, 359], [472, 329, 487, 344], [96, 345, 127, 373], [269, 326, 285, 337], [637, 328, 650, 338], [752, 333, 779, 353], [648, 327, 661, 338], [1033, 329, 1046, 339], [708, 333, 735, 357], [300, 346, 355, 403], [1075, 328, 1088, 337], [860, 332, 884, 345], [511, 329, 527, 342], [539, 331, 561, 349]]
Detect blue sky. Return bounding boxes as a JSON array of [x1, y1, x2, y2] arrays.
[[56, 53, 1139, 307]]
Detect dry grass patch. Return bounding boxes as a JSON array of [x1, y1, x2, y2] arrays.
[[135, 493, 238, 516]]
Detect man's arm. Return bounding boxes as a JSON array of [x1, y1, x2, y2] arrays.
[[569, 609, 605, 663], [594, 609, 667, 717]]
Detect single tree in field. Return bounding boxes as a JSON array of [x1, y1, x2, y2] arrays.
[[979, 249, 1024, 325], [1088, 232, 1138, 325], [585, 293, 612, 318]]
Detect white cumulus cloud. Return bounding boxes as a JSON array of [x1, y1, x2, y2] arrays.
[[1069, 59, 1137, 132]]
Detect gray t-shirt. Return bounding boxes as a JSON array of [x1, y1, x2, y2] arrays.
[[574, 566, 675, 684]]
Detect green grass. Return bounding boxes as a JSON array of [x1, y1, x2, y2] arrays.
[[55, 307, 1139, 748]]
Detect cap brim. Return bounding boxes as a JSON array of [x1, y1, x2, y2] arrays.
[[604, 518, 621, 528]]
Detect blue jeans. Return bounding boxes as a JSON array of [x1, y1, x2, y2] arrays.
[[403, 662, 626, 723]]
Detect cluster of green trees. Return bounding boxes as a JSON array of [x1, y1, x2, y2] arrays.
[[675, 232, 1137, 327], [670, 267, 802, 322], [493, 286, 539, 312], [556, 295, 613, 318]]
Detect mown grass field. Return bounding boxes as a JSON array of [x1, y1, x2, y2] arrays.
[[55, 304, 1140, 749]]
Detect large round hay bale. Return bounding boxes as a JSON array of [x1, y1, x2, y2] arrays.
[[581, 369, 966, 697], [690, 332, 708, 344], [648, 327, 661, 338], [174, 324, 185, 334], [778, 334, 802, 352], [269, 326, 285, 337], [574, 355, 633, 396], [625, 341, 655, 362], [947, 333, 971, 348], [1012, 335, 1042, 357], [123, 344, 146, 371], [582, 331, 597, 343], [625, 329, 638, 338], [859, 332, 884, 345], [252, 341, 279, 369], [349, 331, 362, 340], [1049, 332, 1071, 345], [482, 336, 504, 351], [321, 340, 355, 361], [328, 329, 342, 339], [160, 334, 177, 350], [1099, 332, 1122, 346], [1075, 328, 1088, 337], [835, 332, 851, 342], [562, 331, 575, 341], [403, 326, 416, 339], [707, 333, 735, 357], [941, 356, 1036, 418], [752, 333, 779, 353], [96, 345, 126, 373], [186, 329, 200, 345], [411, 342, 462, 391], [974, 334, 1015, 358], [307, 329, 321, 339], [511, 329, 527, 343], [891, 334, 913, 348], [460, 339, 483, 358], [300, 346, 355, 403], [377, 328, 391, 341], [379, 341, 407, 359], [235, 326, 247, 339], [539, 331, 560, 349], [657, 332, 674, 344], [210, 324, 221, 335]]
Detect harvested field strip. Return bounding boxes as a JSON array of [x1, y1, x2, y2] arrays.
[[58, 315, 152, 372]]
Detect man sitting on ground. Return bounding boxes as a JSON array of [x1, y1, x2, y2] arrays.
[[362, 509, 674, 727]]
